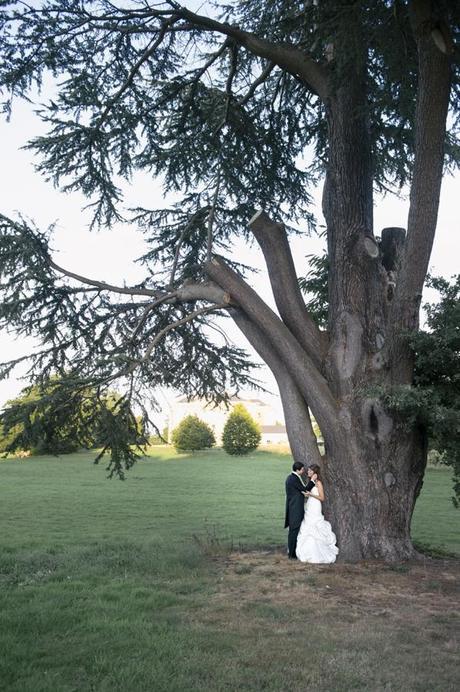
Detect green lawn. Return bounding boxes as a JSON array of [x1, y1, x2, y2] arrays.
[[0, 448, 458, 691]]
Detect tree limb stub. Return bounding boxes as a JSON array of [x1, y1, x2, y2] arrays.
[[248, 210, 326, 367], [380, 227, 406, 273], [230, 307, 322, 466], [175, 281, 232, 306], [206, 257, 339, 440]]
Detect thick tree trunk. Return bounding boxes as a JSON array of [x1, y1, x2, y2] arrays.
[[321, 402, 428, 561]]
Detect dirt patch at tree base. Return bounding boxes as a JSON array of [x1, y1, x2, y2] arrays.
[[187, 550, 459, 690], [212, 550, 459, 617]]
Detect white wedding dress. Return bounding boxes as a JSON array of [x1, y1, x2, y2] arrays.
[[296, 486, 339, 564]]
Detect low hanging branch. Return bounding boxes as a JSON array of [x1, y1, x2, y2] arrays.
[[138, 302, 229, 367], [47, 256, 163, 298]]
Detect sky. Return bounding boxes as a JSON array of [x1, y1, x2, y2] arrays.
[[0, 88, 459, 422]]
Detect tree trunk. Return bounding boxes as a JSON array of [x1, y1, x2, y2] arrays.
[[321, 402, 428, 561]]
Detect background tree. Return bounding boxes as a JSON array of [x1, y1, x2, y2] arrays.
[[222, 403, 261, 455], [0, 1, 458, 560], [171, 415, 215, 452], [381, 275, 460, 505]]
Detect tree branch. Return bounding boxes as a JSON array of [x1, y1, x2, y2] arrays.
[[139, 303, 227, 366], [239, 62, 276, 106], [132, 280, 234, 341], [392, 1, 452, 333], [206, 169, 221, 261], [48, 257, 162, 298], [168, 5, 330, 100], [205, 257, 339, 439], [248, 210, 326, 368], [230, 308, 322, 466], [130, 292, 177, 341], [97, 18, 177, 128]]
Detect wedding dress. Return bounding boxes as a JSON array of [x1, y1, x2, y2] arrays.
[[296, 486, 339, 564]]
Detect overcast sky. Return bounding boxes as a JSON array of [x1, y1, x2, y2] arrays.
[[0, 92, 458, 419]]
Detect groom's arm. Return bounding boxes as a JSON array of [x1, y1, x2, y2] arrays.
[[292, 476, 314, 493]]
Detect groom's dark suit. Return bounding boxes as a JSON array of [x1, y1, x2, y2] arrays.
[[285, 473, 314, 558]]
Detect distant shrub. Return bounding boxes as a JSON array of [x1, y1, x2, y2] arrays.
[[222, 404, 261, 456], [171, 416, 215, 452], [30, 438, 80, 456]]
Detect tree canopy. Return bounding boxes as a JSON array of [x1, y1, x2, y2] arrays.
[[0, 0, 459, 521]]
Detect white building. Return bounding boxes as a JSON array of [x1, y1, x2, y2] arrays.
[[167, 395, 288, 444]]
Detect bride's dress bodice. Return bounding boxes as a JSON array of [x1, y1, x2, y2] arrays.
[[305, 485, 322, 517]]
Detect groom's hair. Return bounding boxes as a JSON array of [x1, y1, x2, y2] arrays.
[[292, 461, 304, 472]]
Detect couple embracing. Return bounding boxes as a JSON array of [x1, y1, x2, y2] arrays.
[[285, 461, 338, 563]]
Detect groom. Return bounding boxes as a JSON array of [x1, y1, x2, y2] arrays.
[[284, 461, 316, 559]]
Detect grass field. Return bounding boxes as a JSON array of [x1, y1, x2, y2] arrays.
[[0, 447, 458, 691]]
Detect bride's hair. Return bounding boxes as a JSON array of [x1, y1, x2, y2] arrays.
[[307, 464, 321, 481]]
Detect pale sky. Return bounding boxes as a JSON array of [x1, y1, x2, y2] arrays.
[[0, 93, 459, 419]]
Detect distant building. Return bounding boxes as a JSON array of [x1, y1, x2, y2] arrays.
[[167, 395, 288, 444], [260, 424, 289, 445]]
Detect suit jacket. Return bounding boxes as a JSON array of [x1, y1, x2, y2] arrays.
[[284, 473, 314, 529]]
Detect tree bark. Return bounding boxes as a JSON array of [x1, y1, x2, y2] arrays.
[[229, 307, 322, 467], [248, 210, 326, 369]]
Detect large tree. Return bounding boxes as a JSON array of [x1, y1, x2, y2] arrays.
[[0, 1, 458, 560]]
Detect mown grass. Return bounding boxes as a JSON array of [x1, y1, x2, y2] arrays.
[[0, 447, 458, 691]]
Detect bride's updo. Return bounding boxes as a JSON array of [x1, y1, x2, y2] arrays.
[[307, 464, 321, 481]]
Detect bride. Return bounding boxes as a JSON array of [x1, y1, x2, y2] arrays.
[[296, 464, 339, 564]]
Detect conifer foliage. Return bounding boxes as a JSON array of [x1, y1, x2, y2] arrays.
[[222, 404, 261, 456]]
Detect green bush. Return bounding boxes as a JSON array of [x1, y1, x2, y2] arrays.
[[171, 415, 215, 452], [222, 404, 261, 456]]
